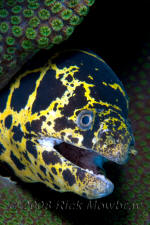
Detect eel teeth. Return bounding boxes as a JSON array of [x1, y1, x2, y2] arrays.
[[38, 137, 112, 177]]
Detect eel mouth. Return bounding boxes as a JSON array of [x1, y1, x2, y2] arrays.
[[54, 142, 108, 177], [39, 137, 117, 198]]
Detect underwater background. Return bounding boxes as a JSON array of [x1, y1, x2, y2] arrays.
[[0, 1, 150, 225]]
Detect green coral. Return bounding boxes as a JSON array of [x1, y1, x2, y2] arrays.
[[6, 36, 15, 46], [51, 18, 63, 31], [40, 26, 51, 37], [52, 35, 63, 44], [38, 9, 50, 20], [0, 0, 95, 90], [11, 5, 22, 14], [0, 9, 9, 18], [28, 2, 40, 10], [61, 9, 73, 20], [65, 26, 74, 37], [22, 40, 34, 50], [23, 9, 34, 18], [37, 37, 49, 47], [70, 15, 81, 25], [12, 25, 22, 37], [44, 0, 56, 6], [25, 27, 37, 39], [28, 16, 40, 27], [51, 2, 63, 13], [78, 5, 89, 16], [3, 54, 13, 61], [68, 0, 79, 8], [11, 15, 21, 25], [87, 0, 95, 6], [0, 22, 9, 33], [7, 47, 16, 54], [6, 0, 17, 7]]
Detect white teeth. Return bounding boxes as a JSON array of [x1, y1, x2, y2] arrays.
[[85, 168, 94, 175], [38, 137, 63, 149]]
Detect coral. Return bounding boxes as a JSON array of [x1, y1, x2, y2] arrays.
[[0, 0, 95, 89]]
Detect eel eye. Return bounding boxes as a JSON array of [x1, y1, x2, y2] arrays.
[[77, 110, 94, 130]]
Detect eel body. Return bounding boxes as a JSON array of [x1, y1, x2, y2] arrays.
[[0, 50, 134, 199]]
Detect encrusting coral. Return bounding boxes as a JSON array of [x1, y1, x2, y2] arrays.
[[0, 0, 95, 89]]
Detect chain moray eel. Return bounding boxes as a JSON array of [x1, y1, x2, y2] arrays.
[[0, 50, 135, 199], [0, 0, 95, 90]]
